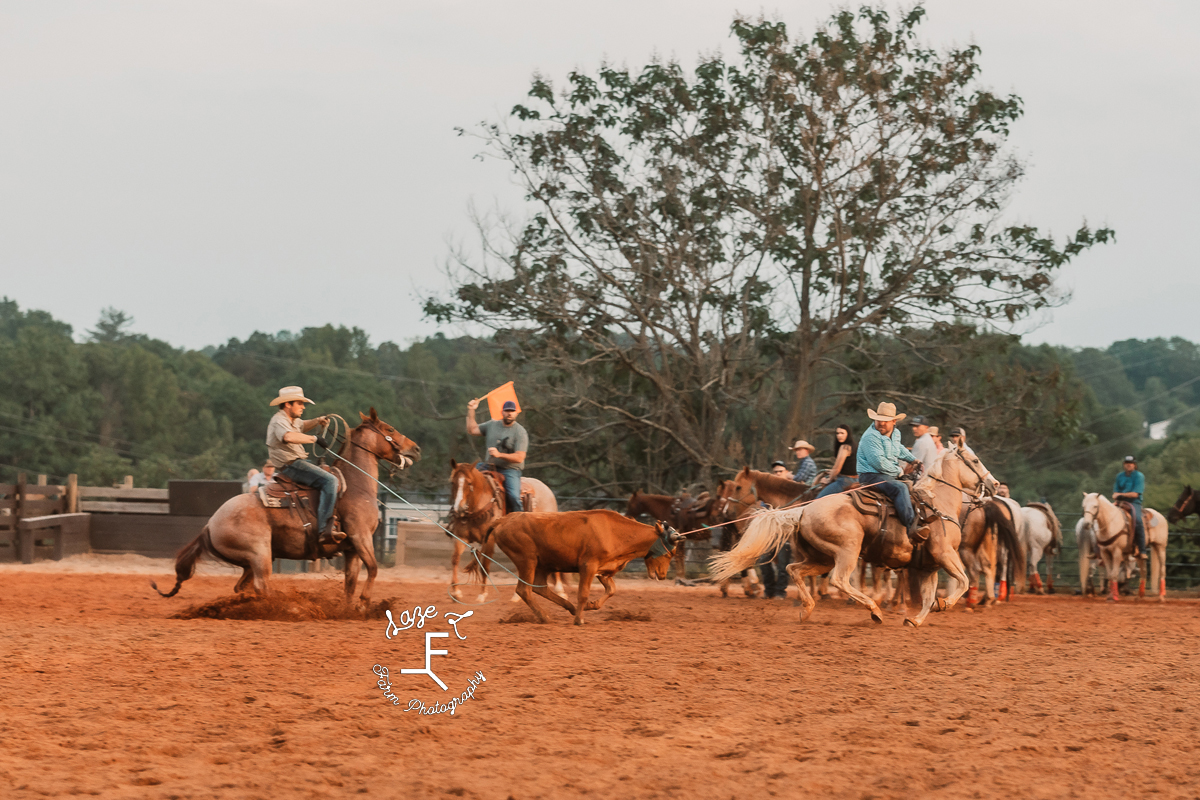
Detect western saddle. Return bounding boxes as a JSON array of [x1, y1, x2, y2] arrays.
[[476, 466, 538, 514], [1111, 500, 1154, 558], [258, 465, 348, 554], [847, 482, 940, 568]]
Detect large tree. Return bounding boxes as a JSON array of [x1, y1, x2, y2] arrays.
[[434, 6, 1111, 486]]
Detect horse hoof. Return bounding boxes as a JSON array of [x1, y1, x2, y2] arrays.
[[871, 613, 883, 624], [903, 618, 918, 628], [574, 619, 584, 626], [475, 594, 487, 604], [510, 594, 522, 603], [451, 588, 463, 599], [934, 598, 950, 612]]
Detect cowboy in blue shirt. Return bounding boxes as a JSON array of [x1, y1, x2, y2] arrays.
[[1113, 455, 1147, 556], [856, 401, 921, 537]]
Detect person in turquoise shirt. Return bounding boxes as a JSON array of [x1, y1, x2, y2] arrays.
[[856, 401, 921, 537], [1112, 455, 1147, 556]]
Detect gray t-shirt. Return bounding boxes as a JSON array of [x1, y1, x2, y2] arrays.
[[479, 419, 529, 471], [266, 410, 308, 468]]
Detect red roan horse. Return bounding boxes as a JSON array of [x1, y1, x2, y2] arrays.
[[153, 409, 421, 604]]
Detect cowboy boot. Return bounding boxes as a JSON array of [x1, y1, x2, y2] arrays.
[[318, 518, 346, 545]]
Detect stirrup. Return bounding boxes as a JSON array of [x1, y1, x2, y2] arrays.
[[318, 522, 346, 545]]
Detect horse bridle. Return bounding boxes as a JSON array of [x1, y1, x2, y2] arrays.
[[448, 468, 502, 523]]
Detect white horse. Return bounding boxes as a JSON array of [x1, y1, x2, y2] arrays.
[[1080, 493, 1168, 602], [1019, 502, 1062, 594], [1075, 515, 1143, 597]]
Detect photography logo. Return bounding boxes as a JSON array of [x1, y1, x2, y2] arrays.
[[372, 604, 487, 716]]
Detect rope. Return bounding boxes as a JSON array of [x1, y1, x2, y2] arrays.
[[677, 480, 892, 537]]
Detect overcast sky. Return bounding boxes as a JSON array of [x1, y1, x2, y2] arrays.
[[1, 1, 1196, 351]]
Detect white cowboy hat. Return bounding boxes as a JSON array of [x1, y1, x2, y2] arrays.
[[790, 439, 815, 452], [270, 386, 314, 407], [866, 401, 906, 422]]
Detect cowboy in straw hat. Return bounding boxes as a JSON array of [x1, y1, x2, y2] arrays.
[[789, 439, 818, 484], [856, 401, 923, 538], [266, 386, 343, 544]]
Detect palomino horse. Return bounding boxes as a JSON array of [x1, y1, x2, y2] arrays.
[[1080, 493, 1168, 602], [153, 409, 420, 603], [711, 446, 999, 627], [446, 459, 558, 601], [956, 497, 1025, 606]]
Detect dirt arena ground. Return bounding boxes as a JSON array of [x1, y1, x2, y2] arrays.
[[3, 559, 1200, 800]]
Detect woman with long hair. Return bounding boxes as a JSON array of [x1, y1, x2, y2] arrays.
[[816, 424, 857, 498]]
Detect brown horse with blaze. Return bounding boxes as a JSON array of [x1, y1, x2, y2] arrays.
[[467, 509, 683, 625]]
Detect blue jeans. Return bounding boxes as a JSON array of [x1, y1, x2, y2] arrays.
[[477, 462, 522, 514], [817, 475, 856, 498], [1129, 500, 1147, 555], [279, 460, 338, 532], [757, 542, 792, 598], [858, 472, 913, 526]]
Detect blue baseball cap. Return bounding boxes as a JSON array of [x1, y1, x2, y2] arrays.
[[502, 400, 518, 412]]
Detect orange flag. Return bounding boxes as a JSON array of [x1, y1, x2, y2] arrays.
[[478, 381, 521, 421]]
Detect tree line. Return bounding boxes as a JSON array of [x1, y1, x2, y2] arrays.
[[2, 298, 1198, 522]]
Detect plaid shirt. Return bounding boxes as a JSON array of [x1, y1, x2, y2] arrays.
[[792, 456, 818, 484]]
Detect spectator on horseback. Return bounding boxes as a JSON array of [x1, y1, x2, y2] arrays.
[[857, 402, 921, 537], [816, 424, 858, 498], [909, 415, 939, 472], [466, 397, 528, 514], [769, 460, 791, 478], [790, 439, 818, 484], [928, 426, 944, 454], [1113, 455, 1148, 556], [265, 386, 341, 544], [948, 426, 976, 456]]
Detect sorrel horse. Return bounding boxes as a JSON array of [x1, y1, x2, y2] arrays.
[[716, 469, 834, 598], [711, 446, 997, 627], [153, 409, 420, 603], [1080, 493, 1168, 602], [447, 460, 558, 601]]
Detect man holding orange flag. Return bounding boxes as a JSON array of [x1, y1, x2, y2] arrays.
[[466, 394, 528, 514]]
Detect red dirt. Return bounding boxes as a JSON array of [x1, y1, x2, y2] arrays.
[[2, 571, 1199, 799]]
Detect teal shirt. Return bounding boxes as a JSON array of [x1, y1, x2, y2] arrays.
[[856, 425, 917, 478], [1113, 469, 1145, 501]]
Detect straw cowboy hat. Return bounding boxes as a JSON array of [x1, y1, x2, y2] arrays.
[[270, 386, 314, 407], [790, 439, 815, 452], [866, 401, 906, 422]]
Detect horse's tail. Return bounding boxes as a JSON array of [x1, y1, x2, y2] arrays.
[[988, 502, 1026, 594], [465, 518, 502, 583], [151, 525, 213, 598], [1046, 508, 1063, 555], [708, 507, 802, 584]]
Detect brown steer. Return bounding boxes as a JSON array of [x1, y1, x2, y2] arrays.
[[467, 509, 683, 625]]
